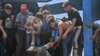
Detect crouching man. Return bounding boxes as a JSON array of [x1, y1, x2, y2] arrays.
[[57, 17, 74, 56]]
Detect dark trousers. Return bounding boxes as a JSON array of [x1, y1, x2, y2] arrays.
[[40, 33, 51, 46], [55, 44, 63, 56], [95, 41, 100, 56], [0, 37, 5, 56], [15, 29, 26, 56], [77, 35, 83, 56], [4, 28, 16, 56]]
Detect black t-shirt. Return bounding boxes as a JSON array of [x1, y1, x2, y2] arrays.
[[0, 11, 16, 40], [68, 9, 83, 27], [0, 11, 15, 29]]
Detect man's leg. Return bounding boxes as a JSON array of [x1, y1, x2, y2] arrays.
[[73, 26, 82, 56], [5, 30, 16, 56], [26, 33, 31, 49], [0, 37, 5, 56], [77, 35, 83, 56], [67, 32, 75, 56], [62, 38, 68, 56], [35, 36, 41, 47], [96, 41, 100, 56], [16, 29, 26, 56]]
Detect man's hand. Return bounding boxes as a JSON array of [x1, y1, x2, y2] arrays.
[[56, 39, 61, 47], [48, 42, 54, 48], [26, 46, 37, 52], [3, 32, 7, 40], [62, 34, 67, 39]]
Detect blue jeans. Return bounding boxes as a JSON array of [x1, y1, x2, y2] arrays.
[[35, 35, 41, 47], [62, 32, 74, 56], [26, 33, 31, 49]]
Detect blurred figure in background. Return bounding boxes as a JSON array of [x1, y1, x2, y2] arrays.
[[15, 4, 33, 56], [87, 21, 100, 56], [93, 28, 100, 56]]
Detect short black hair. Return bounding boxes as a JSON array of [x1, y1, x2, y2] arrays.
[[35, 13, 43, 20], [42, 10, 51, 15], [60, 17, 69, 21], [62, 2, 71, 8], [48, 18, 56, 25]]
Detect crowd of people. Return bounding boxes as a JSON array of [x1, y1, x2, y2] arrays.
[[0, 2, 83, 56]]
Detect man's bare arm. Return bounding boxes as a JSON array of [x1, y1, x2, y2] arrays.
[[63, 18, 76, 38], [0, 19, 7, 39], [56, 24, 63, 45]]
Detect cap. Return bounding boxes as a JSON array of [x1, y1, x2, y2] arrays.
[[5, 4, 12, 9]]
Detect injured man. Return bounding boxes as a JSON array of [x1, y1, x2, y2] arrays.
[[26, 42, 54, 56]]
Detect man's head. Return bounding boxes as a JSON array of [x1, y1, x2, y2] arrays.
[[62, 2, 72, 12], [49, 19, 56, 29], [42, 10, 51, 18], [4, 4, 12, 14], [60, 17, 71, 29], [35, 13, 43, 20], [60, 17, 68, 22], [21, 4, 28, 14]]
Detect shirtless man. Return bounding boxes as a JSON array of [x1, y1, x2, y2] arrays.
[[57, 17, 74, 56], [25, 14, 43, 48]]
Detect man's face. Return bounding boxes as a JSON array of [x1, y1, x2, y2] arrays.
[[4, 7, 12, 14], [34, 17, 40, 24], [43, 13, 48, 19], [64, 5, 71, 12], [61, 21, 70, 29], [21, 4, 28, 14], [21, 8, 27, 14], [50, 21, 56, 28]]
